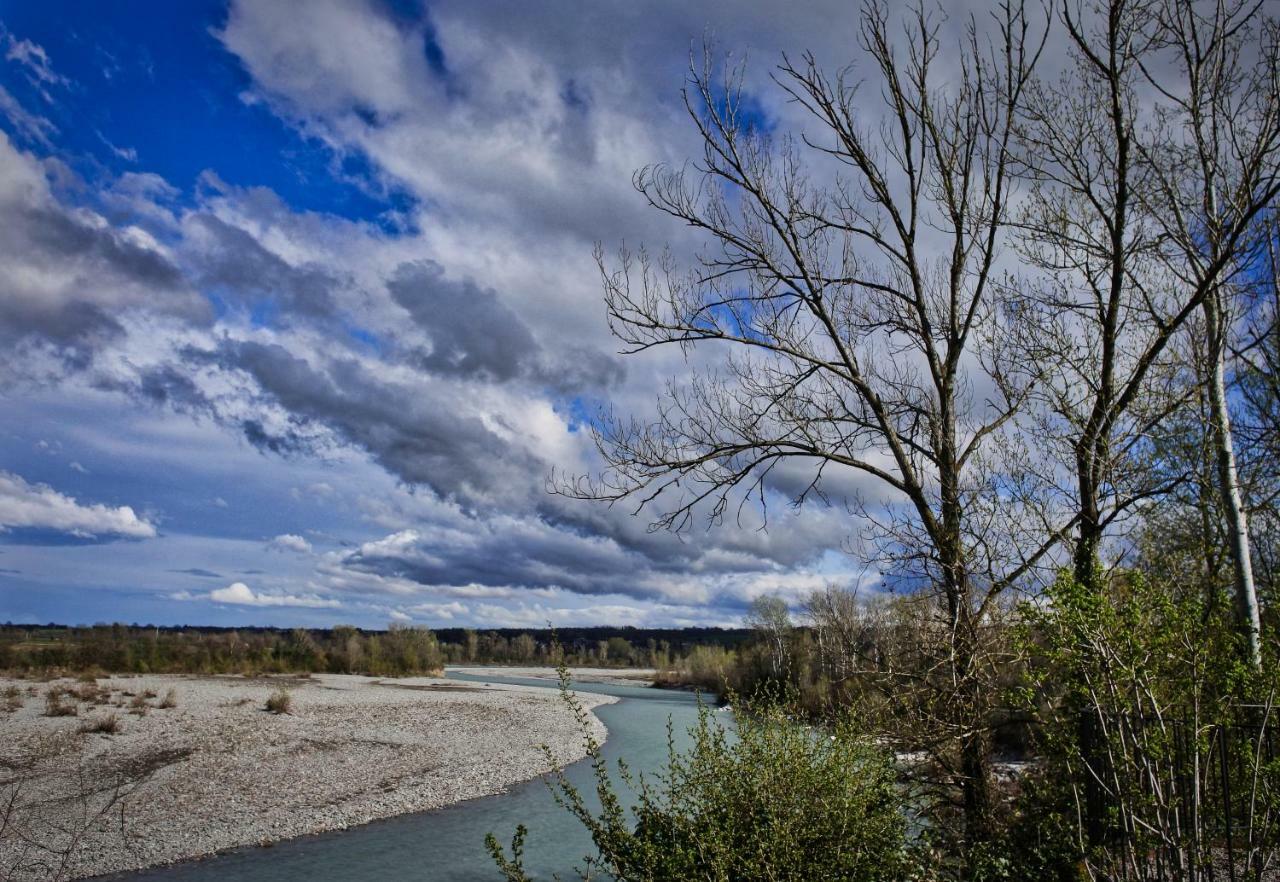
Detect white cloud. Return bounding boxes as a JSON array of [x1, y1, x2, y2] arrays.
[[0, 84, 55, 146], [269, 533, 312, 553], [0, 469, 156, 539], [3, 32, 68, 101], [208, 581, 339, 608]]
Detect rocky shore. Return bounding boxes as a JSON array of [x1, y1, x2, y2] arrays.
[[448, 665, 656, 687], [0, 673, 615, 881]]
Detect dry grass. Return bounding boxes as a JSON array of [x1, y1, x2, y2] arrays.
[[80, 712, 122, 734], [128, 694, 150, 716], [44, 687, 77, 717], [158, 688, 178, 709], [72, 682, 109, 704], [265, 689, 293, 715]]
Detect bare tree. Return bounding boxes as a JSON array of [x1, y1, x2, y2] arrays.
[[561, 1, 1048, 867], [804, 584, 867, 684], [1136, 0, 1280, 671], [744, 594, 792, 679], [1011, 0, 1280, 641], [1236, 220, 1280, 605]]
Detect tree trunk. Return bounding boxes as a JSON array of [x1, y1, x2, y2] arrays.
[[1074, 444, 1104, 595], [960, 725, 995, 876], [1204, 291, 1263, 672]]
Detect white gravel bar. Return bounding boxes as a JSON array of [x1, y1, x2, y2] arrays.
[[448, 665, 656, 687], [0, 673, 615, 881]]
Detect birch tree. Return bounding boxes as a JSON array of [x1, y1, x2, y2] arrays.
[[1138, 0, 1280, 671], [1011, 0, 1279, 642]]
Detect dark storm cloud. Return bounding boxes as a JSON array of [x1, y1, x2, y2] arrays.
[[388, 259, 624, 392], [219, 339, 543, 505], [330, 507, 837, 611], [187, 214, 342, 320], [0, 186, 189, 341], [119, 363, 210, 409], [336, 520, 673, 599], [389, 259, 540, 381]]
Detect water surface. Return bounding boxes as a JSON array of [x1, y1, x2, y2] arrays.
[[121, 671, 706, 882]]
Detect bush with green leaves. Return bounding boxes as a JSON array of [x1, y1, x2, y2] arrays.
[[487, 669, 910, 881], [1011, 571, 1279, 881]]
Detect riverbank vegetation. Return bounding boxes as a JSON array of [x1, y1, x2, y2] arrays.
[[518, 0, 1280, 876], [0, 623, 747, 677], [490, 671, 911, 882]]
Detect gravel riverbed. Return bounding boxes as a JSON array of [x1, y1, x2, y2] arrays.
[[0, 673, 615, 881]]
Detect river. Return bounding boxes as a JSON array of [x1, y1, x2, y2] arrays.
[[118, 671, 707, 882]]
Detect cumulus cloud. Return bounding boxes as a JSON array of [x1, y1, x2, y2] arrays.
[[206, 581, 340, 608], [326, 512, 844, 612], [0, 3, 896, 626], [209, 338, 547, 507], [269, 533, 312, 553], [388, 260, 540, 381], [0, 131, 205, 373], [0, 470, 156, 539]]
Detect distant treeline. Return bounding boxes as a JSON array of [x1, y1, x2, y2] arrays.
[[0, 623, 751, 677]]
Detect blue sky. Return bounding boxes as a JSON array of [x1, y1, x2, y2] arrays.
[[0, 0, 871, 628]]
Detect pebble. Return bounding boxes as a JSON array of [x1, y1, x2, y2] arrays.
[[0, 673, 615, 881]]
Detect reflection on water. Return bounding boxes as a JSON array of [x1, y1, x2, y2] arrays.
[[117, 672, 706, 882]]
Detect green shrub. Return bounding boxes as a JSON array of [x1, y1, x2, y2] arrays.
[[1010, 571, 1279, 880], [488, 671, 909, 881]]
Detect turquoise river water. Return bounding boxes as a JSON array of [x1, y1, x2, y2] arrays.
[[114, 671, 707, 882]]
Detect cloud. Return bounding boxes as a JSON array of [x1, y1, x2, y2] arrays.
[[0, 470, 156, 539], [96, 131, 138, 163], [326, 510, 845, 611], [269, 533, 312, 553], [3, 32, 68, 100], [169, 567, 223, 578], [184, 213, 342, 321], [207, 581, 340, 608], [0, 85, 56, 146], [0, 1, 898, 627], [0, 131, 206, 373], [209, 338, 547, 507], [388, 259, 540, 381]]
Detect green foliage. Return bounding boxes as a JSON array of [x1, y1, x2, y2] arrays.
[[0, 623, 447, 677], [0, 623, 736, 676], [1010, 570, 1280, 879], [487, 668, 910, 881]]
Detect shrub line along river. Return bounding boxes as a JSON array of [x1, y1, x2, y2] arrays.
[[114, 670, 706, 882]]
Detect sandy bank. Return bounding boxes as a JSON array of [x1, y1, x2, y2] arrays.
[[0, 673, 614, 881]]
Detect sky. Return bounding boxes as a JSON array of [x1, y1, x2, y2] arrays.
[[0, 0, 900, 629]]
